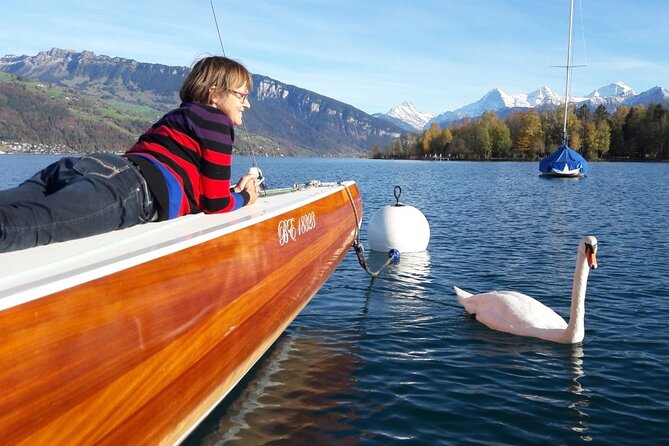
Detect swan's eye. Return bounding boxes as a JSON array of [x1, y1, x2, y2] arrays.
[[585, 243, 597, 254]]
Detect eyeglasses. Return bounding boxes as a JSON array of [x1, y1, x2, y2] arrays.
[[227, 89, 250, 103]]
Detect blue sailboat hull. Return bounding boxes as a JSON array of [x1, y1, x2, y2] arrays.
[[539, 144, 588, 176]]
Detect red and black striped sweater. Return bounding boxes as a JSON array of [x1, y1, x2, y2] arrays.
[[125, 102, 249, 220]]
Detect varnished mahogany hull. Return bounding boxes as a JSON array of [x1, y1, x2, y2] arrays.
[[0, 183, 362, 445]]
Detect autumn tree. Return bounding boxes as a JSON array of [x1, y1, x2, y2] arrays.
[[514, 109, 544, 158], [420, 122, 440, 155], [593, 119, 611, 158], [540, 110, 561, 154], [476, 111, 510, 159], [418, 122, 454, 157], [504, 112, 522, 153], [565, 108, 582, 150], [449, 127, 471, 159], [440, 127, 454, 156]]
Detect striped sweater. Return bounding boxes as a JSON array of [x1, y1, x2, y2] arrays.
[[125, 102, 249, 220]]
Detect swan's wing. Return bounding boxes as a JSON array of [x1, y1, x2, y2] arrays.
[[463, 291, 568, 334]]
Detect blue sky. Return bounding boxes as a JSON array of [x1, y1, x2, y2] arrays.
[[1, 0, 667, 115]]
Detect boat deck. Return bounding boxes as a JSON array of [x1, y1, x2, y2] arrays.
[[0, 181, 355, 309]]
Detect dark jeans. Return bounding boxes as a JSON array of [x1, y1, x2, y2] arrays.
[[0, 153, 155, 252]]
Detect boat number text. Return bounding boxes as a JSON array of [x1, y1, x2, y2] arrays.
[[278, 212, 316, 246]]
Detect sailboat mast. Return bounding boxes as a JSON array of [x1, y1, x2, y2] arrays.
[[562, 0, 575, 146]]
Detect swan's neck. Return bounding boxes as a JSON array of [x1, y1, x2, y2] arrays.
[[564, 253, 590, 343]]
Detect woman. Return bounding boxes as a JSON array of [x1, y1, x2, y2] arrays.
[[0, 56, 259, 252]]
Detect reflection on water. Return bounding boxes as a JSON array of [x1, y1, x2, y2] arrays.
[[365, 250, 433, 298], [567, 345, 591, 442], [386, 251, 432, 285], [359, 250, 438, 324], [456, 331, 594, 444], [185, 327, 362, 445], [214, 338, 297, 444]]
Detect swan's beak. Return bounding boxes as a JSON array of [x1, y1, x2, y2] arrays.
[[585, 244, 598, 270]]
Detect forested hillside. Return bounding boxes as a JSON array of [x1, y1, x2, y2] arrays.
[[0, 74, 154, 152]]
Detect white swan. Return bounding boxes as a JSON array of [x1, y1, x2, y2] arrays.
[[454, 236, 598, 344]]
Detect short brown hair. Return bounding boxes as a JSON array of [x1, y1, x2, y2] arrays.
[[179, 56, 253, 104]]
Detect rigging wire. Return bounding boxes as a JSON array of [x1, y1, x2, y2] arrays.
[[209, 0, 265, 191], [562, 0, 575, 145], [209, 0, 226, 57], [578, 0, 588, 67], [208, 1, 392, 279], [556, 0, 586, 145]]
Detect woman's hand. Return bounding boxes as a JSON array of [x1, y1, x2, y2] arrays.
[[234, 173, 259, 205]]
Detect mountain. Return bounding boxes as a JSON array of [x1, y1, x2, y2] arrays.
[[527, 87, 564, 107], [427, 87, 569, 126], [246, 75, 402, 156], [619, 86, 669, 108], [373, 102, 435, 131], [429, 88, 535, 126], [0, 48, 403, 156], [586, 81, 634, 99], [0, 48, 187, 108], [585, 81, 637, 111], [420, 81, 669, 128]]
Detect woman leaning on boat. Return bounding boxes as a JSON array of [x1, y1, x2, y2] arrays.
[[0, 56, 259, 253]]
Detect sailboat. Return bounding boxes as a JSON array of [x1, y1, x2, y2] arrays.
[[539, 0, 588, 178]]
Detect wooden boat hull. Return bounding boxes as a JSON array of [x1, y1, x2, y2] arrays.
[[0, 182, 362, 445]]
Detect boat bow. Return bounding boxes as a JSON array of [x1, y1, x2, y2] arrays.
[[0, 181, 362, 445]]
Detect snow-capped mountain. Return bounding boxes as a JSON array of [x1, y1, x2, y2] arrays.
[[373, 102, 435, 131], [585, 81, 636, 110], [587, 81, 634, 98], [387, 102, 435, 130], [427, 87, 566, 126], [623, 86, 669, 108], [428, 88, 542, 125], [527, 87, 564, 107], [389, 81, 667, 130]]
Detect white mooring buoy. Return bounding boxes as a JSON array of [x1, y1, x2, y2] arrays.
[[367, 186, 430, 253]]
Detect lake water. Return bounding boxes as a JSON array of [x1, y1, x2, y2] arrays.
[[2, 155, 668, 445]]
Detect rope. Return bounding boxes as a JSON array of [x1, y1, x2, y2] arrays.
[[343, 185, 400, 278], [354, 244, 399, 278]]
